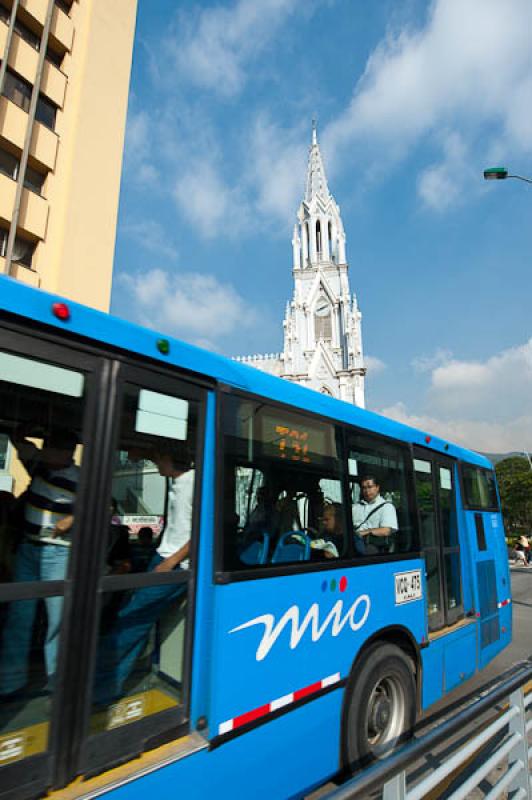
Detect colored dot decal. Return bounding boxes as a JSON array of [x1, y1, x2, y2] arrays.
[[321, 580, 328, 592], [339, 576, 347, 592], [330, 579, 337, 592]]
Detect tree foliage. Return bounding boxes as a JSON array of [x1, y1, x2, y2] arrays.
[[495, 456, 532, 538]]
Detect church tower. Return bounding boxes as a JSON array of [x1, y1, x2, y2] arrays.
[[236, 123, 365, 406]]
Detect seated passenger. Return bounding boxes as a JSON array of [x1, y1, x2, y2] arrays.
[[352, 475, 398, 555], [311, 502, 342, 559]]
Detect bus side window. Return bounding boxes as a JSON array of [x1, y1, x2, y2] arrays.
[[348, 434, 416, 556], [221, 396, 348, 572]]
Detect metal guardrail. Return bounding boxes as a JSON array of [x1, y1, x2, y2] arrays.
[[321, 662, 532, 800]]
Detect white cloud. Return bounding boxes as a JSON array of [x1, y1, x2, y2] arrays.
[[365, 355, 386, 374], [173, 161, 251, 239], [323, 0, 532, 208], [411, 348, 453, 373], [429, 339, 532, 418], [417, 132, 476, 212], [381, 402, 532, 454], [121, 220, 178, 261], [123, 110, 160, 186], [380, 339, 532, 451], [245, 116, 308, 226], [167, 0, 299, 97], [117, 267, 258, 350]]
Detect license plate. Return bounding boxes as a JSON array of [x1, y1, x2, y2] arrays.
[[395, 569, 422, 604]]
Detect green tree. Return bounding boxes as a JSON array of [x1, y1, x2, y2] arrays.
[[495, 456, 532, 538]]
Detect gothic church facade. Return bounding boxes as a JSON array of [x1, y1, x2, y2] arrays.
[[236, 126, 366, 406]]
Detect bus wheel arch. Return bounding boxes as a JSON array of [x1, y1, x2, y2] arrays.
[[341, 628, 420, 772]]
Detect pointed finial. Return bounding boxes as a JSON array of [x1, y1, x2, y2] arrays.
[[312, 117, 318, 145]]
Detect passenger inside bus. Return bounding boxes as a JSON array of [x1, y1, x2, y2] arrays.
[[352, 474, 398, 555], [236, 469, 345, 566], [93, 440, 193, 707], [0, 426, 79, 697], [314, 501, 343, 559]]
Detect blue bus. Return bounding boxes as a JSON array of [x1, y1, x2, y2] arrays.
[[0, 277, 511, 800]]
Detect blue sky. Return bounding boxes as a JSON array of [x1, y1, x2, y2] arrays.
[[111, 0, 532, 453]]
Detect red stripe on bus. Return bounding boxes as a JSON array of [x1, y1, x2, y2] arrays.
[[234, 703, 270, 729], [294, 681, 322, 701]]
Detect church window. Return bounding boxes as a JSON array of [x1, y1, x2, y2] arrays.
[[316, 220, 322, 257], [315, 296, 332, 342], [328, 221, 334, 261], [304, 222, 310, 266]]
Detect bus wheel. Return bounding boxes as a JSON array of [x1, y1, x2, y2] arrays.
[[344, 643, 416, 770]]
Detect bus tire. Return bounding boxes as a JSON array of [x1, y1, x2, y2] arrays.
[[343, 642, 416, 771]]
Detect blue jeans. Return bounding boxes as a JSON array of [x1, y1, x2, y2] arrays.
[[0, 541, 69, 695], [94, 553, 185, 706]]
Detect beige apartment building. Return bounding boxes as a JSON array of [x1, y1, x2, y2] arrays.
[[0, 0, 138, 311]]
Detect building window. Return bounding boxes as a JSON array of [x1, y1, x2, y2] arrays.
[[0, 147, 18, 181], [0, 228, 37, 268], [0, 2, 65, 68], [55, 0, 71, 14], [0, 146, 45, 194], [24, 163, 46, 194], [46, 47, 64, 69], [35, 95, 57, 130], [314, 296, 332, 342], [2, 68, 58, 130], [328, 221, 334, 261], [0, 3, 40, 49], [3, 68, 32, 113]]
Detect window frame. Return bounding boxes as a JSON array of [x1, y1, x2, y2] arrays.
[[459, 462, 500, 512], [75, 359, 208, 778], [215, 385, 421, 584], [0, 321, 104, 799]]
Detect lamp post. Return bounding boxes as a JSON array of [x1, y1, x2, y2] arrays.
[[483, 167, 532, 184]]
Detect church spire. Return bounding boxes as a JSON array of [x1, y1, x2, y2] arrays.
[[304, 123, 331, 204]]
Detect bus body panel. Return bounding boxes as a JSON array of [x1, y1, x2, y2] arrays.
[[207, 559, 426, 738], [97, 690, 344, 800]]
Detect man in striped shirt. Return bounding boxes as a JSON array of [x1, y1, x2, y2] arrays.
[[0, 427, 79, 696]]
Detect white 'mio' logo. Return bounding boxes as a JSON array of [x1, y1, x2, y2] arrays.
[[229, 594, 371, 661]]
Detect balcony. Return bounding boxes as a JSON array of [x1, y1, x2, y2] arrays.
[[0, 172, 49, 240], [0, 96, 58, 170], [0, 256, 40, 286], [19, 0, 74, 52], [0, 25, 66, 108]]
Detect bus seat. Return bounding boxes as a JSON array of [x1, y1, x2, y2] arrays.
[[272, 531, 311, 563], [239, 531, 270, 566]]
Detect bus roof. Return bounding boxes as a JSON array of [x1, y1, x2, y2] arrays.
[[0, 275, 491, 468]]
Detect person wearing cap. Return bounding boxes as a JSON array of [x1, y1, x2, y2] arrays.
[[94, 443, 194, 705], [0, 426, 79, 696]]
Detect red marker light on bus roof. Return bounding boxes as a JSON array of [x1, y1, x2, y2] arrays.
[[52, 302, 70, 321], [424, 435, 431, 444]]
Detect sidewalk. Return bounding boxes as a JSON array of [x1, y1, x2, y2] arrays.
[[509, 560, 531, 571]]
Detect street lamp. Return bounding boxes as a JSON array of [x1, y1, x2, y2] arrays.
[[483, 166, 532, 184]]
